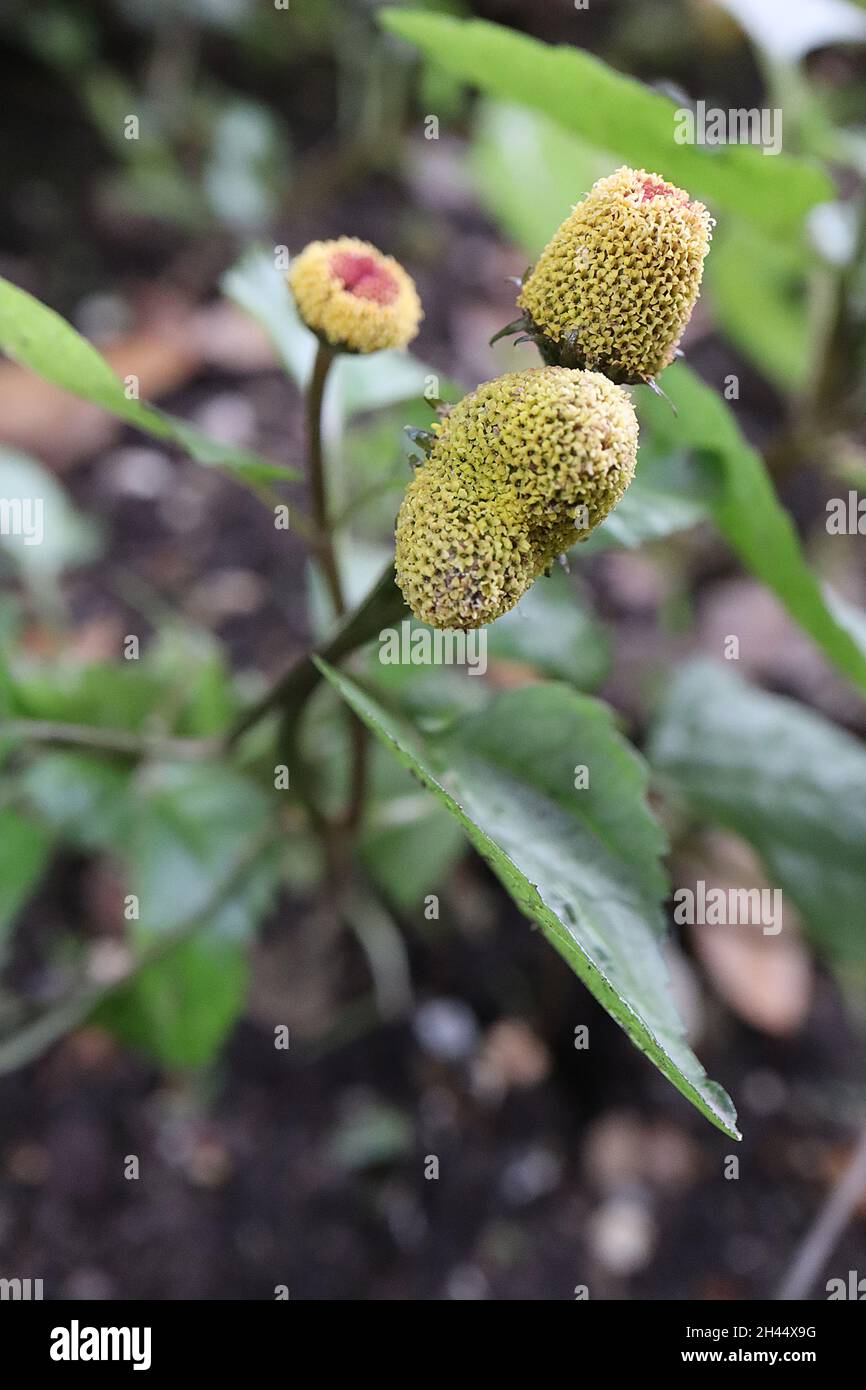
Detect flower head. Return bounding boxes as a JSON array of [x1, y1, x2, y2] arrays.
[[517, 167, 712, 383], [395, 367, 638, 630], [288, 237, 423, 354]]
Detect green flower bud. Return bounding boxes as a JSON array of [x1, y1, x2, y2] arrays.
[[516, 166, 712, 383], [395, 367, 638, 630]]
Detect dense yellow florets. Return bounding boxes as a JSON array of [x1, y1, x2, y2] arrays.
[[288, 237, 423, 354], [395, 368, 638, 630], [518, 167, 712, 382]]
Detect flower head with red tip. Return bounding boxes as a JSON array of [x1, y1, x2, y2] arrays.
[[516, 166, 712, 383], [288, 237, 422, 354]]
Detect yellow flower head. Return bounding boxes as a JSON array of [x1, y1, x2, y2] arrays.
[[395, 367, 638, 630], [517, 167, 712, 383], [288, 237, 423, 354]]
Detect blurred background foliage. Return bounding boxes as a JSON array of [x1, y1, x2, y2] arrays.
[[1, 0, 866, 1299]]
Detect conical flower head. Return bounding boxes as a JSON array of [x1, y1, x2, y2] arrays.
[[288, 237, 422, 354], [395, 367, 638, 630], [517, 167, 712, 383]]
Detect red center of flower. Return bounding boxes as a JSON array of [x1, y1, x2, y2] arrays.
[[639, 178, 676, 203], [330, 251, 400, 305]]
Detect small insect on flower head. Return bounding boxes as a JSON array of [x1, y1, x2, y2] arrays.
[[287, 237, 423, 354], [395, 367, 638, 630], [516, 167, 712, 383]]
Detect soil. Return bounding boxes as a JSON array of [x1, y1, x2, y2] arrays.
[[1, 0, 865, 1302]]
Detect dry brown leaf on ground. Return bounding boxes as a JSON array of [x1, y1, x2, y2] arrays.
[[0, 291, 275, 469], [673, 831, 813, 1037], [472, 1018, 551, 1099], [0, 365, 117, 468], [485, 657, 544, 690]]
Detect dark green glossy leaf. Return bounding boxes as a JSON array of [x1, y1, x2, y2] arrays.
[[318, 661, 739, 1138]]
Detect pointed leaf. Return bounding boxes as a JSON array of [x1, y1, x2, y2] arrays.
[[318, 661, 739, 1138], [0, 275, 293, 488], [381, 10, 833, 236]]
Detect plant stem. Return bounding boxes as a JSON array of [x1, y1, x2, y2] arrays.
[[227, 563, 405, 748], [307, 342, 344, 617], [299, 341, 379, 833], [0, 720, 218, 761], [774, 1120, 866, 1300]]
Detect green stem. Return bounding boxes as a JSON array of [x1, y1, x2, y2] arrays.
[[308, 342, 345, 617], [0, 719, 218, 761], [227, 563, 405, 748], [307, 341, 371, 831]]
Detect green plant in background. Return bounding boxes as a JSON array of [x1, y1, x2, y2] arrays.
[[3, 4, 866, 1143]]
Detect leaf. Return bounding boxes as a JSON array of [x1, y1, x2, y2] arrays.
[[581, 441, 713, 553], [486, 566, 610, 687], [381, 9, 833, 236], [640, 363, 866, 698], [8, 662, 168, 730], [648, 661, 866, 961], [706, 220, 811, 392], [0, 447, 100, 584], [0, 827, 278, 1076], [317, 661, 739, 1138], [0, 809, 53, 947], [0, 275, 293, 488], [19, 752, 130, 851], [222, 247, 314, 385], [128, 762, 276, 941], [361, 745, 466, 913], [144, 628, 239, 737], [95, 935, 251, 1070], [8, 628, 236, 736], [102, 762, 281, 1068], [471, 101, 611, 259]]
